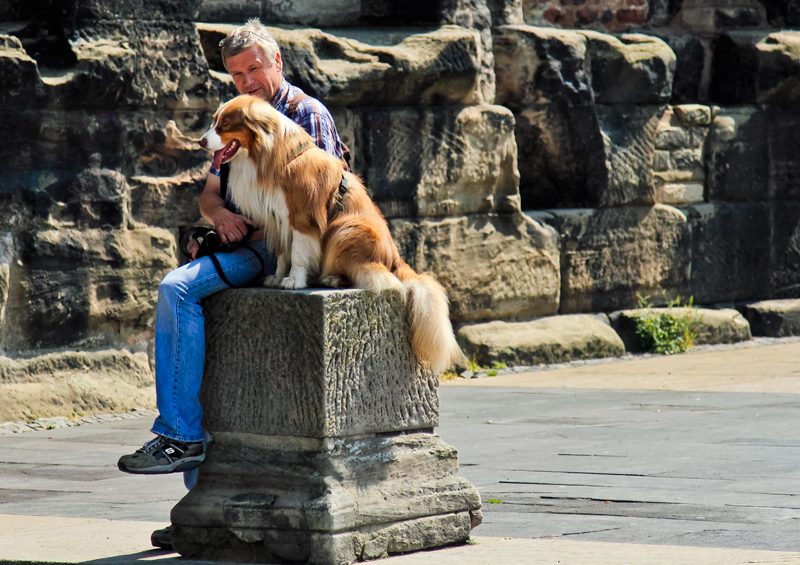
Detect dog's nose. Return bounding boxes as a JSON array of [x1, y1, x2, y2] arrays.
[[198, 137, 208, 149]]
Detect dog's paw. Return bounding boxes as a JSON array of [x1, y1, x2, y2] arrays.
[[319, 275, 348, 288], [280, 276, 307, 290], [262, 275, 284, 288]]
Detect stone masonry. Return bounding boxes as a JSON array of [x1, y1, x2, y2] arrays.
[[170, 289, 482, 564]]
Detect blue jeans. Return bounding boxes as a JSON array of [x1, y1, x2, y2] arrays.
[[151, 240, 276, 444]]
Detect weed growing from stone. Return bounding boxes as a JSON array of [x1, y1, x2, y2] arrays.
[[633, 294, 701, 355]]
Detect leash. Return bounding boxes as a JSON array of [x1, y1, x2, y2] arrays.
[[208, 244, 265, 289], [286, 141, 315, 165]]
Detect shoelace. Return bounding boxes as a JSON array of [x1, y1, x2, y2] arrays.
[[138, 436, 165, 453]]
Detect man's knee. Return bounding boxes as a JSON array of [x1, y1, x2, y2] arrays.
[[159, 266, 191, 303]]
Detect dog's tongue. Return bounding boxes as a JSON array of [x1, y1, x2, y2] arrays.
[[213, 140, 239, 169], [213, 148, 225, 170]]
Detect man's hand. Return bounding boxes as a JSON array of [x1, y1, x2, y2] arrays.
[[211, 207, 252, 244]]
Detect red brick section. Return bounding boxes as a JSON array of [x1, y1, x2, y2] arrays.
[[544, 6, 561, 23], [617, 7, 647, 24], [524, 0, 652, 32], [577, 7, 600, 25]]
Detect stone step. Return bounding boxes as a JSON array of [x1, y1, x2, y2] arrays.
[[609, 307, 752, 353], [456, 314, 625, 367], [737, 299, 800, 337]]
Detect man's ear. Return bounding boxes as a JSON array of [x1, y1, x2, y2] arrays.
[[274, 51, 282, 73]]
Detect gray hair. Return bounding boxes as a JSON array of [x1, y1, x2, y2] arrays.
[[219, 18, 281, 70]]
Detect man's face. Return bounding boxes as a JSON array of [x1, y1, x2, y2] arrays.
[[226, 46, 282, 101]]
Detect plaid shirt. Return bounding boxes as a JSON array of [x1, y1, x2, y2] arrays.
[[271, 78, 346, 160], [210, 78, 345, 178]]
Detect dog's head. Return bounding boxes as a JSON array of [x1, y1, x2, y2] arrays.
[[199, 95, 287, 179]]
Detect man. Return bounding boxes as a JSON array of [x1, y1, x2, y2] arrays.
[[116, 19, 346, 547]]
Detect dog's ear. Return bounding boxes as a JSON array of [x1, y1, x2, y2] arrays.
[[243, 99, 280, 181]]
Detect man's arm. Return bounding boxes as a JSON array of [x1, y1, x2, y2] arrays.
[[198, 174, 251, 245]]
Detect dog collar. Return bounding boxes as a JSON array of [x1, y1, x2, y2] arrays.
[[286, 141, 315, 164]]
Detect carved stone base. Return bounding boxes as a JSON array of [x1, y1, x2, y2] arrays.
[[170, 289, 481, 563], [171, 431, 482, 564]]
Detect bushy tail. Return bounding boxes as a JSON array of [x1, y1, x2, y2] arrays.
[[395, 265, 460, 374]]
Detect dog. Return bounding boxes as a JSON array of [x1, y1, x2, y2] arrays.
[[199, 95, 459, 373]]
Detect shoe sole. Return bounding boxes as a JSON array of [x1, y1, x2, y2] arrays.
[[151, 532, 173, 550], [117, 454, 205, 475]]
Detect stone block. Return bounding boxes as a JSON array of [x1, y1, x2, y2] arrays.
[[756, 31, 800, 104], [548, 205, 691, 314], [715, 6, 765, 29], [350, 105, 519, 218], [49, 0, 201, 24], [360, 0, 496, 104], [512, 103, 604, 209], [706, 106, 800, 202], [578, 32, 675, 105], [2, 103, 211, 195], [199, 0, 359, 26], [13, 22, 220, 112], [513, 102, 662, 209], [0, 35, 44, 110], [686, 202, 800, 303], [494, 26, 663, 208], [3, 227, 176, 351], [653, 33, 708, 104], [201, 289, 438, 437], [171, 289, 481, 563], [391, 213, 560, 323], [737, 299, 800, 337], [198, 0, 496, 103], [704, 107, 769, 202], [660, 183, 704, 205], [494, 26, 592, 109], [768, 201, 800, 298], [486, 0, 524, 26], [457, 314, 625, 367], [172, 433, 480, 564], [687, 202, 770, 304], [52, 164, 133, 229], [198, 24, 484, 107], [655, 127, 689, 150], [710, 31, 762, 105], [673, 104, 712, 127], [609, 307, 751, 353], [595, 104, 662, 207], [0, 350, 154, 423], [763, 0, 800, 26], [654, 150, 672, 171], [130, 172, 206, 228]]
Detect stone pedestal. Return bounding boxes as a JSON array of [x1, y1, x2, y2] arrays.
[[170, 288, 482, 564]]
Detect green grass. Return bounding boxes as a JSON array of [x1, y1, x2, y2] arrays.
[[632, 294, 701, 355]]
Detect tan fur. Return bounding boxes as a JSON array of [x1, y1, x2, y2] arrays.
[[207, 95, 459, 373]]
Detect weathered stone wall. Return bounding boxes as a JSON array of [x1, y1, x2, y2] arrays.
[[3, 0, 800, 420]]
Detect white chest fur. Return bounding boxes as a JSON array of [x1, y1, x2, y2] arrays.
[[227, 155, 291, 252]]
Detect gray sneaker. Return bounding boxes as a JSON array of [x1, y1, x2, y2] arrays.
[[118, 435, 205, 474]]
